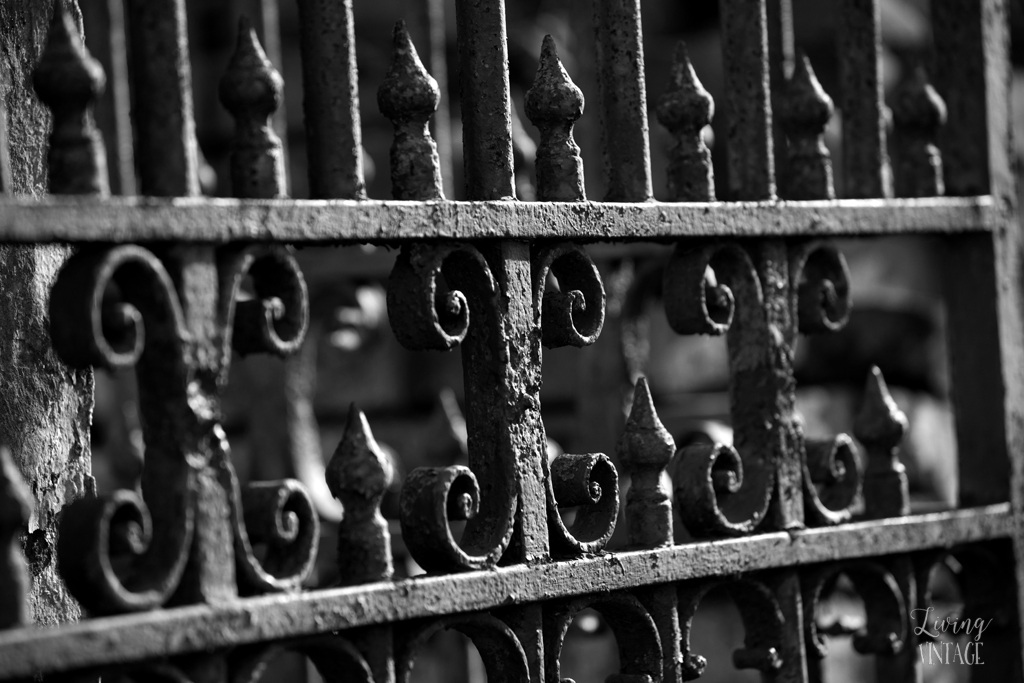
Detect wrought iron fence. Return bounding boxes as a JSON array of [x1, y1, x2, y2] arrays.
[[0, 0, 1020, 681]]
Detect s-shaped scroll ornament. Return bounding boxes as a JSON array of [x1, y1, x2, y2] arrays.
[[532, 244, 618, 557], [390, 244, 518, 571], [665, 242, 775, 537], [50, 243, 317, 614]]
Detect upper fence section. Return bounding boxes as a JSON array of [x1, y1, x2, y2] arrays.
[[0, 0, 1014, 242]]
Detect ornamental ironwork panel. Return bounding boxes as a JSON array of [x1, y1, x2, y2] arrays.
[[0, 0, 1020, 682]]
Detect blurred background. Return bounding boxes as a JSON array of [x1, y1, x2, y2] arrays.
[[77, 0, 1024, 681]]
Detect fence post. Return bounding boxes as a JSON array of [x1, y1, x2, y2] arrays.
[[0, 0, 94, 627]]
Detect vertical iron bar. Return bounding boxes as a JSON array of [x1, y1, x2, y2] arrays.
[[933, 0, 1024, 674], [81, 0, 136, 195], [125, 0, 199, 197], [838, 0, 892, 198], [409, 0, 453, 197], [454, 0, 515, 200], [718, 0, 776, 200], [767, 0, 793, 190], [592, 0, 653, 202], [296, 0, 365, 199], [125, 0, 236, 613]]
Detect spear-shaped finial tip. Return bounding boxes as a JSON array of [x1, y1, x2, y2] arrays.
[[618, 377, 676, 471], [219, 15, 283, 118], [377, 20, 439, 123], [854, 367, 908, 450], [778, 51, 833, 134], [326, 404, 394, 503], [892, 65, 947, 132], [525, 35, 584, 125], [33, 1, 105, 108], [656, 40, 713, 131]]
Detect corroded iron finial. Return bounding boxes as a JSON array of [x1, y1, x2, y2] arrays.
[[0, 448, 32, 629], [854, 367, 910, 518], [778, 53, 835, 200], [32, 0, 109, 196], [524, 35, 586, 202], [219, 16, 286, 198], [617, 377, 676, 548], [377, 21, 444, 200], [892, 66, 946, 198], [327, 405, 394, 584], [655, 41, 715, 201]]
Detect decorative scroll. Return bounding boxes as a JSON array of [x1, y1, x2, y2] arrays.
[[49, 243, 316, 613], [678, 578, 787, 680], [532, 244, 616, 556], [390, 244, 517, 571], [524, 35, 586, 201], [532, 243, 606, 348], [802, 435, 861, 526], [803, 562, 908, 665], [789, 241, 852, 334], [230, 636, 374, 683], [397, 614, 530, 683], [544, 593, 662, 683], [665, 242, 774, 536]]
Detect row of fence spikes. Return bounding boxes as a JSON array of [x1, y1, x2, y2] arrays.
[[27, 1, 947, 203]]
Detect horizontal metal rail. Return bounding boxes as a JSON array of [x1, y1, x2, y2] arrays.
[[0, 504, 1009, 678], [0, 195, 997, 244]]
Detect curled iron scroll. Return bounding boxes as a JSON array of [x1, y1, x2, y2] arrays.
[[802, 435, 861, 526], [789, 241, 851, 334], [803, 561, 907, 660], [390, 244, 516, 572], [678, 578, 787, 680], [545, 592, 662, 683], [665, 243, 774, 538], [397, 613, 530, 683], [216, 426, 319, 593], [51, 245, 194, 614], [219, 245, 310, 358], [532, 243, 605, 347], [387, 243, 496, 350], [230, 635, 374, 683], [547, 452, 619, 557]]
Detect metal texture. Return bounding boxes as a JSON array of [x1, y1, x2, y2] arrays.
[[0, 0, 1020, 681]]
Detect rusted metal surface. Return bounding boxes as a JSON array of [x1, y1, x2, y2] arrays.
[[0, 196, 1001, 242], [0, 0, 1021, 680], [838, 0, 892, 198], [592, 0, 653, 201], [295, 0, 365, 199]]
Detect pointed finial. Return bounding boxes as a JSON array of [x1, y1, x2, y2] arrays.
[[0, 447, 32, 629], [854, 367, 910, 518], [32, 0, 109, 195], [617, 378, 676, 548], [655, 41, 715, 201], [778, 53, 835, 199], [377, 20, 444, 200], [892, 65, 946, 197], [219, 16, 286, 198], [524, 35, 586, 201], [327, 405, 394, 584]]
